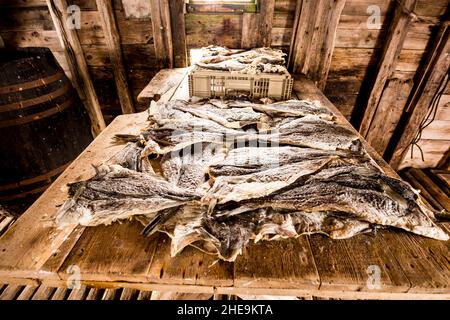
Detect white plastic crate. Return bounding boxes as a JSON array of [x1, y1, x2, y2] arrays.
[[188, 66, 293, 100]]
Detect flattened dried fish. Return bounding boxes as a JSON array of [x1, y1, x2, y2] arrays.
[[228, 100, 335, 120], [208, 146, 369, 177], [55, 165, 202, 227], [238, 164, 449, 240], [203, 157, 335, 206], [161, 142, 226, 191], [173, 103, 262, 129]]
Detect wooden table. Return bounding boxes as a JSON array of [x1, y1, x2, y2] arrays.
[[0, 73, 449, 300]]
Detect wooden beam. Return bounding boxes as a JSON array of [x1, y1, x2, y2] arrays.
[[46, 0, 106, 135], [168, 0, 187, 68], [241, 0, 275, 49], [289, 0, 346, 90], [437, 148, 450, 170], [149, 0, 173, 68], [258, 0, 275, 48], [96, 0, 135, 114], [388, 27, 450, 170], [365, 78, 413, 155], [359, 0, 418, 138]]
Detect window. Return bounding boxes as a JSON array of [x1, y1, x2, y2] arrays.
[[186, 0, 258, 13]]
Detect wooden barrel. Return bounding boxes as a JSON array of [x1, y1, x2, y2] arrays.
[[0, 47, 93, 212]]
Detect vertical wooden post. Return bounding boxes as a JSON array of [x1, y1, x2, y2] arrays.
[[289, 0, 346, 90], [359, 0, 418, 138], [258, 0, 275, 48], [96, 0, 135, 114], [46, 0, 106, 135], [149, 0, 174, 69], [241, 0, 275, 49], [168, 0, 188, 68]]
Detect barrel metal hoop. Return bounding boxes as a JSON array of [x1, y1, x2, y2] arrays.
[[0, 95, 75, 128], [0, 162, 71, 193], [0, 72, 65, 95], [0, 81, 71, 113]]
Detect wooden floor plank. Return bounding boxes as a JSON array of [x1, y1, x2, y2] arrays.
[[234, 237, 319, 290], [136, 290, 153, 300], [119, 288, 138, 300], [16, 285, 38, 300], [58, 220, 159, 283], [66, 285, 88, 300], [31, 285, 55, 300], [102, 288, 118, 300], [147, 233, 233, 288], [0, 284, 23, 300], [86, 287, 104, 300], [51, 287, 69, 300]]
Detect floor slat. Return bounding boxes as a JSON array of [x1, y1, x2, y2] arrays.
[[16, 285, 38, 300]]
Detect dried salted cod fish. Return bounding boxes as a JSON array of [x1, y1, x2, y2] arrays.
[[55, 165, 202, 227]]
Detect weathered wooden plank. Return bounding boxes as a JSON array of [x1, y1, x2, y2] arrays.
[[86, 287, 104, 300], [241, 13, 259, 49], [31, 285, 55, 300], [0, 284, 24, 300], [119, 287, 138, 300], [137, 290, 153, 300], [366, 78, 413, 155], [150, 291, 212, 300], [102, 288, 118, 300], [380, 232, 450, 293], [66, 285, 88, 300], [46, 0, 106, 135], [359, 0, 418, 138], [401, 170, 445, 212], [147, 233, 234, 287], [168, 0, 187, 68], [389, 26, 450, 169], [290, 0, 347, 90], [40, 226, 85, 280], [97, 0, 135, 114], [137, 68, 189, 104], [51, 287, 68, 300], [149, 0, 173, 68], [185, 14, 242, 49], [16, 285, 38, 300], [58, 221, 160, 283], [309, 233, 411, 293], [234, 237, 320, 290], [409, 168, 450, 211]]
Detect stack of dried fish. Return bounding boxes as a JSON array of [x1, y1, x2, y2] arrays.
[[55, 98, 449, 262], [196, 46, 288, 75]]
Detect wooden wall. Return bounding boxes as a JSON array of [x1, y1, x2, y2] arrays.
[[0, 0, 449, 169], [0, 0, 157, 123], [185, 0, 296, 53], [400, 82, 450, 170]]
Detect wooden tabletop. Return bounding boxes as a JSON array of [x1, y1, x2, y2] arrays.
[[0, 72, 449, 299]]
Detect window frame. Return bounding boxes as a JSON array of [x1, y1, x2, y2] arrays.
[[186, 0, 258, 14]]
